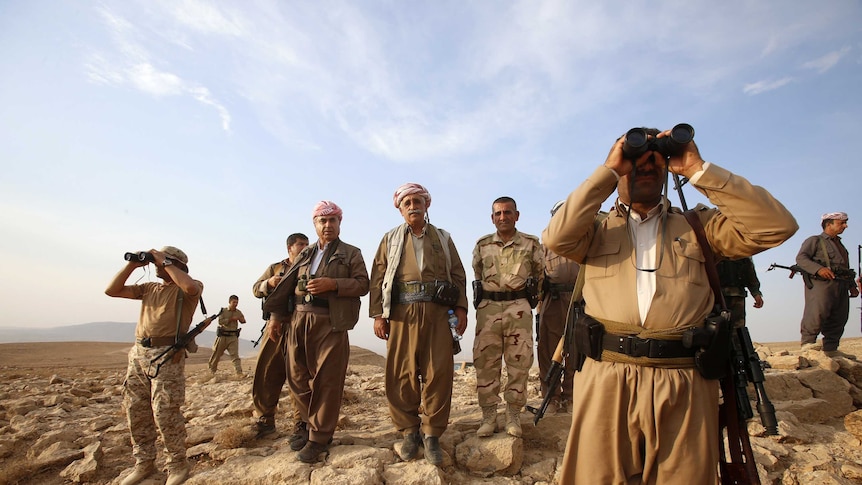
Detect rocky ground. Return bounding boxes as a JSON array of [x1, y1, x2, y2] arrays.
[[1, 339, 862, 484]]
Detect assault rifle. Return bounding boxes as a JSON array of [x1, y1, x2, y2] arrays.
[[252, 324, 266, 348], [672, 169, 766, 484], [147, 308, 223, 378], [731, 327, 778, 434], [768, 263, 856, 290]]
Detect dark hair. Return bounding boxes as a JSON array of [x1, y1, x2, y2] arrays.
[[492, 196, 517, 210], [229, 295, 239, 301], [821, 219, 832, 230], [286, 233, 309, 247]]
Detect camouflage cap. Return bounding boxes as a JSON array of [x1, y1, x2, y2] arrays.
[[160, 246, 188, 264]]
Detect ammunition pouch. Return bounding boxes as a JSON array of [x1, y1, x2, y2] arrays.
[[574, 314, 605, 361], [472, 280, 483, 309], [433, 281, 459, 306], [525, 277, 539, 308], [394, 281, 459, 306], [683, 308, 732, 380]]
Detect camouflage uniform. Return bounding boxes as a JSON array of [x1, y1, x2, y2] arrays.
[[717, 258, 761, 328], [125, 280, 201, 471], [124, 345, 187, 468], [472, 231, 543, 407]]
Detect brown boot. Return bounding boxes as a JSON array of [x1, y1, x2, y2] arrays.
[[505, 404, 522, 437], [477, 405, 497, 437]]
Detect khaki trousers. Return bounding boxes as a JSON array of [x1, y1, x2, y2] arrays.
[[287, 308, 349, 444], [386, 302, 454, 437], [209, 335, 241, 373], [252, 324, 301, 424], [560, 359, 719, 485]]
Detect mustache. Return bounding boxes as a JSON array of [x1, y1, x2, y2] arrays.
[[408, 209, 425, 215]]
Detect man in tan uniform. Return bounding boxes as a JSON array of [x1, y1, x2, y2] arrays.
[[208, 295, 246, 377], [250, 233, 309, 439], [543, 128, 797, 484], [264, 201, 369, 463], [537, 200, 580, 414], [473, 196, 544, 438], [106, 246, 203, 485], [370, 183, 468, 465]]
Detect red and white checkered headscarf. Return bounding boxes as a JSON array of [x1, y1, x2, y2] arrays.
[[393, 183, 431, 209], [311, 200, 343, 220]]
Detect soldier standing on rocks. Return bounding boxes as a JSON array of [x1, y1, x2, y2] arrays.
[[250, 233, 309, 439], [264, 201, 369, 463], [472, 196, 544, 438], [208, 295, 246, 378], [370, 183, 469, 466], [105, 246, 202, 485]]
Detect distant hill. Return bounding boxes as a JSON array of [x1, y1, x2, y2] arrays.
[[0, 321, 260, 358]]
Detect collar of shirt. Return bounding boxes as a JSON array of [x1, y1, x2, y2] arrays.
[[310, 242, 329, 274], [617, 199, 665, 325]]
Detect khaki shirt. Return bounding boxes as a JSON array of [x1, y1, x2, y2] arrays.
[[543, 163, 797, 329], [132, 281, 203, 339], [253, 260, 290, 298], [218, 308, 246, 331]]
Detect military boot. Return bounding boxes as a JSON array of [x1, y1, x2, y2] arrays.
[[397, 431, 422, 461], [120, 462, 155, 485], [505, 404, 522, 437], [476, 405, 497, 437]]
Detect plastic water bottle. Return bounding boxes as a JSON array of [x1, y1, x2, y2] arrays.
[[448, 310, 462, 355]]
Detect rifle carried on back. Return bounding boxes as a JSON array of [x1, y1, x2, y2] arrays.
[[674, 173, 768, 485]]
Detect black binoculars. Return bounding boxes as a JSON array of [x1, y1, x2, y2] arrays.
[[124, 251, 155, 264], [622, 123, 694, 160]]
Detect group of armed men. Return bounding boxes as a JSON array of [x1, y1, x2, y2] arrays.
[[106, 128, 862, 484]]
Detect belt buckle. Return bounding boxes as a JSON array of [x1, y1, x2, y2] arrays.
[[303, 294, 314, 304], [140, 337, 152, 348]]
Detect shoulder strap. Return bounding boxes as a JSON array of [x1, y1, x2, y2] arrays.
[[817, 238, 832, 268], [683, 210, 726, 309]]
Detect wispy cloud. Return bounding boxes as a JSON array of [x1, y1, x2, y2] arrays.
[[742, 77, 794, 95], [801, 46, 851, 74], [85, 6, 232, 132]]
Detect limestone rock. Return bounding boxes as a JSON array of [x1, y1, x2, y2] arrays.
[[59, 441, 102, 483], [455, 434, 523, 477], [844, 409, 862, 442]]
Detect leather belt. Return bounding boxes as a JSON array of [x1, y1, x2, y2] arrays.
[[548, 283, 575, 292], [137, 336, 176, 348], [484, 288, 528, 302], [299, 294, 329, 308], [602, 333, 696, 359]]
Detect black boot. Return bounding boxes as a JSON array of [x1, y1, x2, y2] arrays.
[[423, 435, 443, 466], [289, 422, 309, 451], [398, 431, 422, 461]]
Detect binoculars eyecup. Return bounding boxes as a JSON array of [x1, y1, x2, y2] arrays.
[[622, 123, 695, 160], [124, 251, 155, 264]]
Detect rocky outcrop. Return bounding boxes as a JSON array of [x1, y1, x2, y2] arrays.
[[0, 342, 861, 484]]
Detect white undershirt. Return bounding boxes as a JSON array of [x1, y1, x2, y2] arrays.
[[310, 242, 328, 274], [622, 201, 664, 325]]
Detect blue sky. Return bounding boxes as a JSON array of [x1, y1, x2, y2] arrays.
[[1, 1, 861, 356]]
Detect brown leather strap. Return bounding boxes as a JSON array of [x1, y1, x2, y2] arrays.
[[682, 210, 726, 309]]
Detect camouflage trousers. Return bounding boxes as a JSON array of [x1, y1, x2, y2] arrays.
[[724, 295, 747, 329], [472, 299, 534, 407], [123, 344, 187, 469]]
